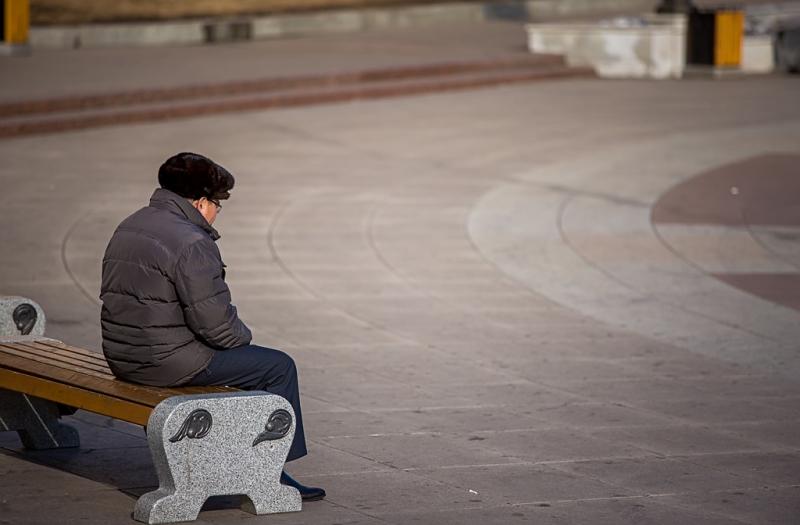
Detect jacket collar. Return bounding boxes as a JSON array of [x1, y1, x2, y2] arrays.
[[148, 188, 221, 241]]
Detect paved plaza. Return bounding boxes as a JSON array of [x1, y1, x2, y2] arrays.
[[1, 21, 800, 525]]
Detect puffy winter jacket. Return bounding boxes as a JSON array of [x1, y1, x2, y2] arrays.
[[100, 188, 252, 387]]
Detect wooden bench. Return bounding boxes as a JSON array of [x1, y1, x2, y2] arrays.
[[0, 337, 236, 427], [0, 335, 303, 523]]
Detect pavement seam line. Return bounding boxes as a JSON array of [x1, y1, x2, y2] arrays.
[[61, 207, 103, 308], [557, 192, 781, 342]]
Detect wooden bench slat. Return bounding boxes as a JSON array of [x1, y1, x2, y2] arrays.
[[2, 340, 107, 366], [0, 346, 116, 380], [0, 349, 117, 382], [19, 341, 113, 370], [0, 368, 154, 426], [37, 347, 110, 368], [34, 343, 243, 393], [1, 352, 175, 408], [25, 344, 240, 393], [1, 339, 243, 426], [17, 341, 111, 367], [1, 343, 241, 388], [0, 343, 114, 376], [29, 340, 102, 358]]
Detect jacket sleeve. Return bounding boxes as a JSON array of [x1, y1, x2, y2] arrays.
[[174, 239, 252, 349]]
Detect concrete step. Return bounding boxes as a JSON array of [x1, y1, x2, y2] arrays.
[[0, 54, 566, 118], [0, 55, 592, 139]]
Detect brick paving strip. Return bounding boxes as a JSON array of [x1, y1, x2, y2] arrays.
[[0, 54, 592, 139], [653, 153, 800, 311]]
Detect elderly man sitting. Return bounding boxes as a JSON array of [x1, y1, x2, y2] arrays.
[[100, 152, 324, 501]]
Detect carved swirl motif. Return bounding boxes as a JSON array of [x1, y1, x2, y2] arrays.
[[13, 304, 37, 335], [252, 409, 292, 446], [169, 409, 213, 443]]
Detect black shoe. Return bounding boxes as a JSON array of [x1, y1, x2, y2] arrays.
[[280, 471, 326, 501]]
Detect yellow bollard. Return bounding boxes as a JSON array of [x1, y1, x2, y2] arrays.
[[2, 0, 31, 55], [714, 10, 744, 67]]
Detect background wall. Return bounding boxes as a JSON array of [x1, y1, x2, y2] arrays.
[[31, 0, 419, 25], [30, 0, 785, 26], [31, 0, 660, 25]]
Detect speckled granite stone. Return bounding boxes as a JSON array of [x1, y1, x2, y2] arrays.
[[0, 388, 80, 449], [0, 335, 61, 344], [0, 296, 46, 336], [134, 392, 302, 524]]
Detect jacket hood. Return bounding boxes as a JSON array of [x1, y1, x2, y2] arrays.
[[149, 187, 221, 241]]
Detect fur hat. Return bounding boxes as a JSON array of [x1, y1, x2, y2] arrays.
[[158, 152, 234, 201]]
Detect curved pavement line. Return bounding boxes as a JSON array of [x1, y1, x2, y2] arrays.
[[554, 191, 778, 343], [366, 196, 535, 336], [468, 119, 800, 380], [650, 152, 800, 312], [255, 182, 727, 435], [745, 220, 800, 273], [61, 207, 102, 308], [265, 193, 419, 346]]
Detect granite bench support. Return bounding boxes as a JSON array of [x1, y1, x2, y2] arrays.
[[0, 386, 81, 449], [135, 392, 302, 524], [0, 296, 80, 449], [0, 296, 301, 523]]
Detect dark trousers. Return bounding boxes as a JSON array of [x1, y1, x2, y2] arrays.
[[187, 344, 307, 462]]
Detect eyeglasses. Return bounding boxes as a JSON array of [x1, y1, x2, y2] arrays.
[[209, 198, 222, 212]]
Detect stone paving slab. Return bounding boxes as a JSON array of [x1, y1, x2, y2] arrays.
[[0, 452, 139, 524], [1, 27, 800, 525], [663, 487, 800, 525], [535, 496, 751, 525]]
